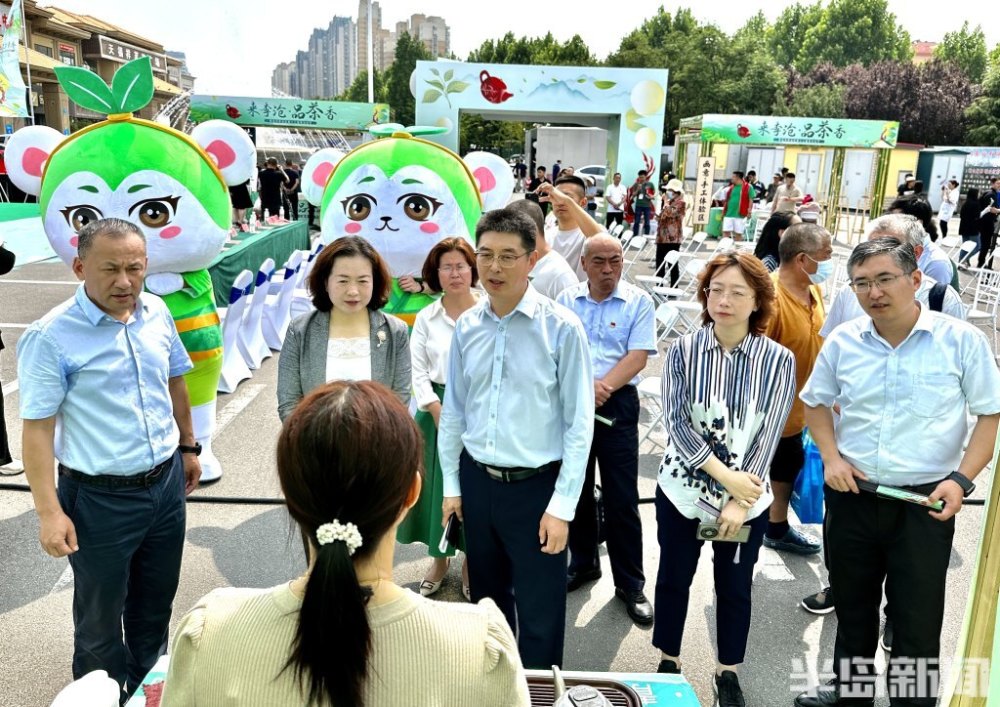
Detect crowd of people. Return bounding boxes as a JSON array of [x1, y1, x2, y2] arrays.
[[6, 165, 1000, 707]]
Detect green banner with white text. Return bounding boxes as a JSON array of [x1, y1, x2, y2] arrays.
[[699, 114, 899, 149], [188, 95, 390, 131]]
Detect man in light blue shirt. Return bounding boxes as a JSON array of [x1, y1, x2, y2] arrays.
[[439, 207, 594, 669], [18, 218, 201, 698], [796, 239, 1000, 707], [557, 234, 656, 625]]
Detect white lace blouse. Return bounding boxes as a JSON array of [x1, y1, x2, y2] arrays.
[[326, 336, 372, 383]]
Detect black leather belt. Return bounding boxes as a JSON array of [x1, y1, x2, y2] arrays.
[[472, 457, 560, 483], [58, 454, 174, 489]]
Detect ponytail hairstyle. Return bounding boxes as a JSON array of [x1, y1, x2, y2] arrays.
[[277, 380, 422, 706]]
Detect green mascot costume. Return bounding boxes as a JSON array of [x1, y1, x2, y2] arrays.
[[5, 57, 256, 482], [300, 124, 515, 326]]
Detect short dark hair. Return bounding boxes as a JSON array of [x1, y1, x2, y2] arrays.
[[77, 218, 145, 259], [697, 251, 776, 335], [266, 157, 278, 167], [536, 166, 546, 173], [733, 171, 745, 179], [848, 237, 918, 278], [277, 380, 422, 707], [778, 223, 830, 262], [421, 237, 478, 293], [785, 172, 796, 179], [637, 169, 648, 176], [746, 170, 756, 178], [554, 175, 587, 200], [475, 207, 537, 252], [507, 198, 545, 236], [308, 236, 391, 311], [888, 195, 937, 240], [613, 172, 621, 178]]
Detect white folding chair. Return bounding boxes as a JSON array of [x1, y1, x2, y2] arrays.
[[966, 269, 1000, 354], [635, 249, 682, 296], [939, 235, 961, 259], [237, 258, 276, 370], [298, 240, 324, 283], [652, 258, 706, 301], [653, 301, 685, 345], [954, 239, 978, 268], [715, 236, 735, 252], [263, 250, 304, 350], [217, 270, 254, 394], [622, 235, 650, 279], [825, 255, 849, 306], [683, 231, 708, 253], [637, 375, 665, 452]]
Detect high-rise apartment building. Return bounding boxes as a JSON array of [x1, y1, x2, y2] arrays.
[[396, 14, 450, 57], [272, 16, 357, 98]]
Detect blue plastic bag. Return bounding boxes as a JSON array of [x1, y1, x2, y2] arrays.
[[791, 429, 825, 524]]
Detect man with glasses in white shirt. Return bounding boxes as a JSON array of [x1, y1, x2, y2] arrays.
[[795, 238, 1000, 707], [438, 206, 594, 670]]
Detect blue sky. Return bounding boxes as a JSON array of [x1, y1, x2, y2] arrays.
[[44, 1, 987, 96]]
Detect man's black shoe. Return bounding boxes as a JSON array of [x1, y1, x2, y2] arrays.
[[566, 566, 602, 592], [794, 679, 875, 706], [714, 670, 745, 707], [615, 587, 654, 625], [656, 658, 680, 674]]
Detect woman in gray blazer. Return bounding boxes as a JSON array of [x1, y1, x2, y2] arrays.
[[277, 237, 411, 422]]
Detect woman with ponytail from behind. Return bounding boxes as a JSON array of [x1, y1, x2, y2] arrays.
[[162, 380, 530, 706]]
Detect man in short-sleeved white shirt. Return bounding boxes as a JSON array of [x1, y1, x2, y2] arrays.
[[795, 238, 1000, 707], [604, 172, 627, 229], [508, 198, 578, 300]]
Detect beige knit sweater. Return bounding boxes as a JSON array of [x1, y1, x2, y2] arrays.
[[160, 584, 531, 706]]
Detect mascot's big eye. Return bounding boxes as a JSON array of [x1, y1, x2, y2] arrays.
[[341, 194, 376, 221], [129, 196, 180, 229], [398, 193, 442, 222], [60, 205, 104, 232]]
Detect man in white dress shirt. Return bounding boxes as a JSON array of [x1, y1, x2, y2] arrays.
[[544, 175, 604, 281], [795, 238, 1000, 707]]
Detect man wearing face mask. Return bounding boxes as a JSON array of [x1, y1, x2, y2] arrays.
[[762, 223, 832, 556]]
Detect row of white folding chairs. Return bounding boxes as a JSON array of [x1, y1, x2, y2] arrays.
[[217, 248, 308, 394]]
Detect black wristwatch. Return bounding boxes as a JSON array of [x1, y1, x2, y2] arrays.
[[947, 471, 975, 497], [178, 443, 202, 457]]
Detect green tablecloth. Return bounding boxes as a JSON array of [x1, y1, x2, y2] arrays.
[[208, 221, 310, 307], [0, 202, 40, 222]]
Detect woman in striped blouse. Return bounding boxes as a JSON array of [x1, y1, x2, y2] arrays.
[[653, 251, 795, 707]]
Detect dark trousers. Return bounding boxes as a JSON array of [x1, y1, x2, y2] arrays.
[[977, 220, 996, 268], [655, 243, 682, 287], [0, 381, 11, 465], [569, 385, 644, 591], [282, 192, 299, 221], [605, 211, 624, 228], [653, 489, 769, 665], [459, 449, 567, 669], [826, 485, 954, 706], [634, 205, 652, 236], [307, 203, 316, 228], [938, 219, 948, 240], [57, 451, 187, 694]]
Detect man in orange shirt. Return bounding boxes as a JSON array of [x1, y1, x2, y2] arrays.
[[763, 223, 833, 554]]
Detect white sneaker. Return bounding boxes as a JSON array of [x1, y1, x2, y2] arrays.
[[0, 457, 24, 475]]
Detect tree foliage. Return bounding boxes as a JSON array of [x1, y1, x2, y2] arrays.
[[340, 69, 386, 103], [966, 64, 1000, 145], [934, 22, 988, 84], [383, 32, 430, 126], [467, 32, 598, 66], [771, 0, 910, 72], [774, 83, 846, 118]]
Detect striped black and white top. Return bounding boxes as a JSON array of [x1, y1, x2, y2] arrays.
[[658, 324, 796, 521]]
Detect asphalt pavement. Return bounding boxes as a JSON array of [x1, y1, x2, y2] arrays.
[[0, 240, 991, 707]]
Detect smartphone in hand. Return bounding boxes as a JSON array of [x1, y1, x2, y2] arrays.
[[438, 513, 462, 554]]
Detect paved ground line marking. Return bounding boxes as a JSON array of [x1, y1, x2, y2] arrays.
[[213, 384, 266, 439], [0, 280, 79, 285], [0, 323, 29, 329], [49, 565, 74, 595], [2, 379, 17, 396]]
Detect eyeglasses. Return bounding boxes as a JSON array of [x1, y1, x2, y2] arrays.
[[438, 265, 471, 275], [849, 273, 907, 294], [475, 250, 533, 268], [704, 287, 753, 302]]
